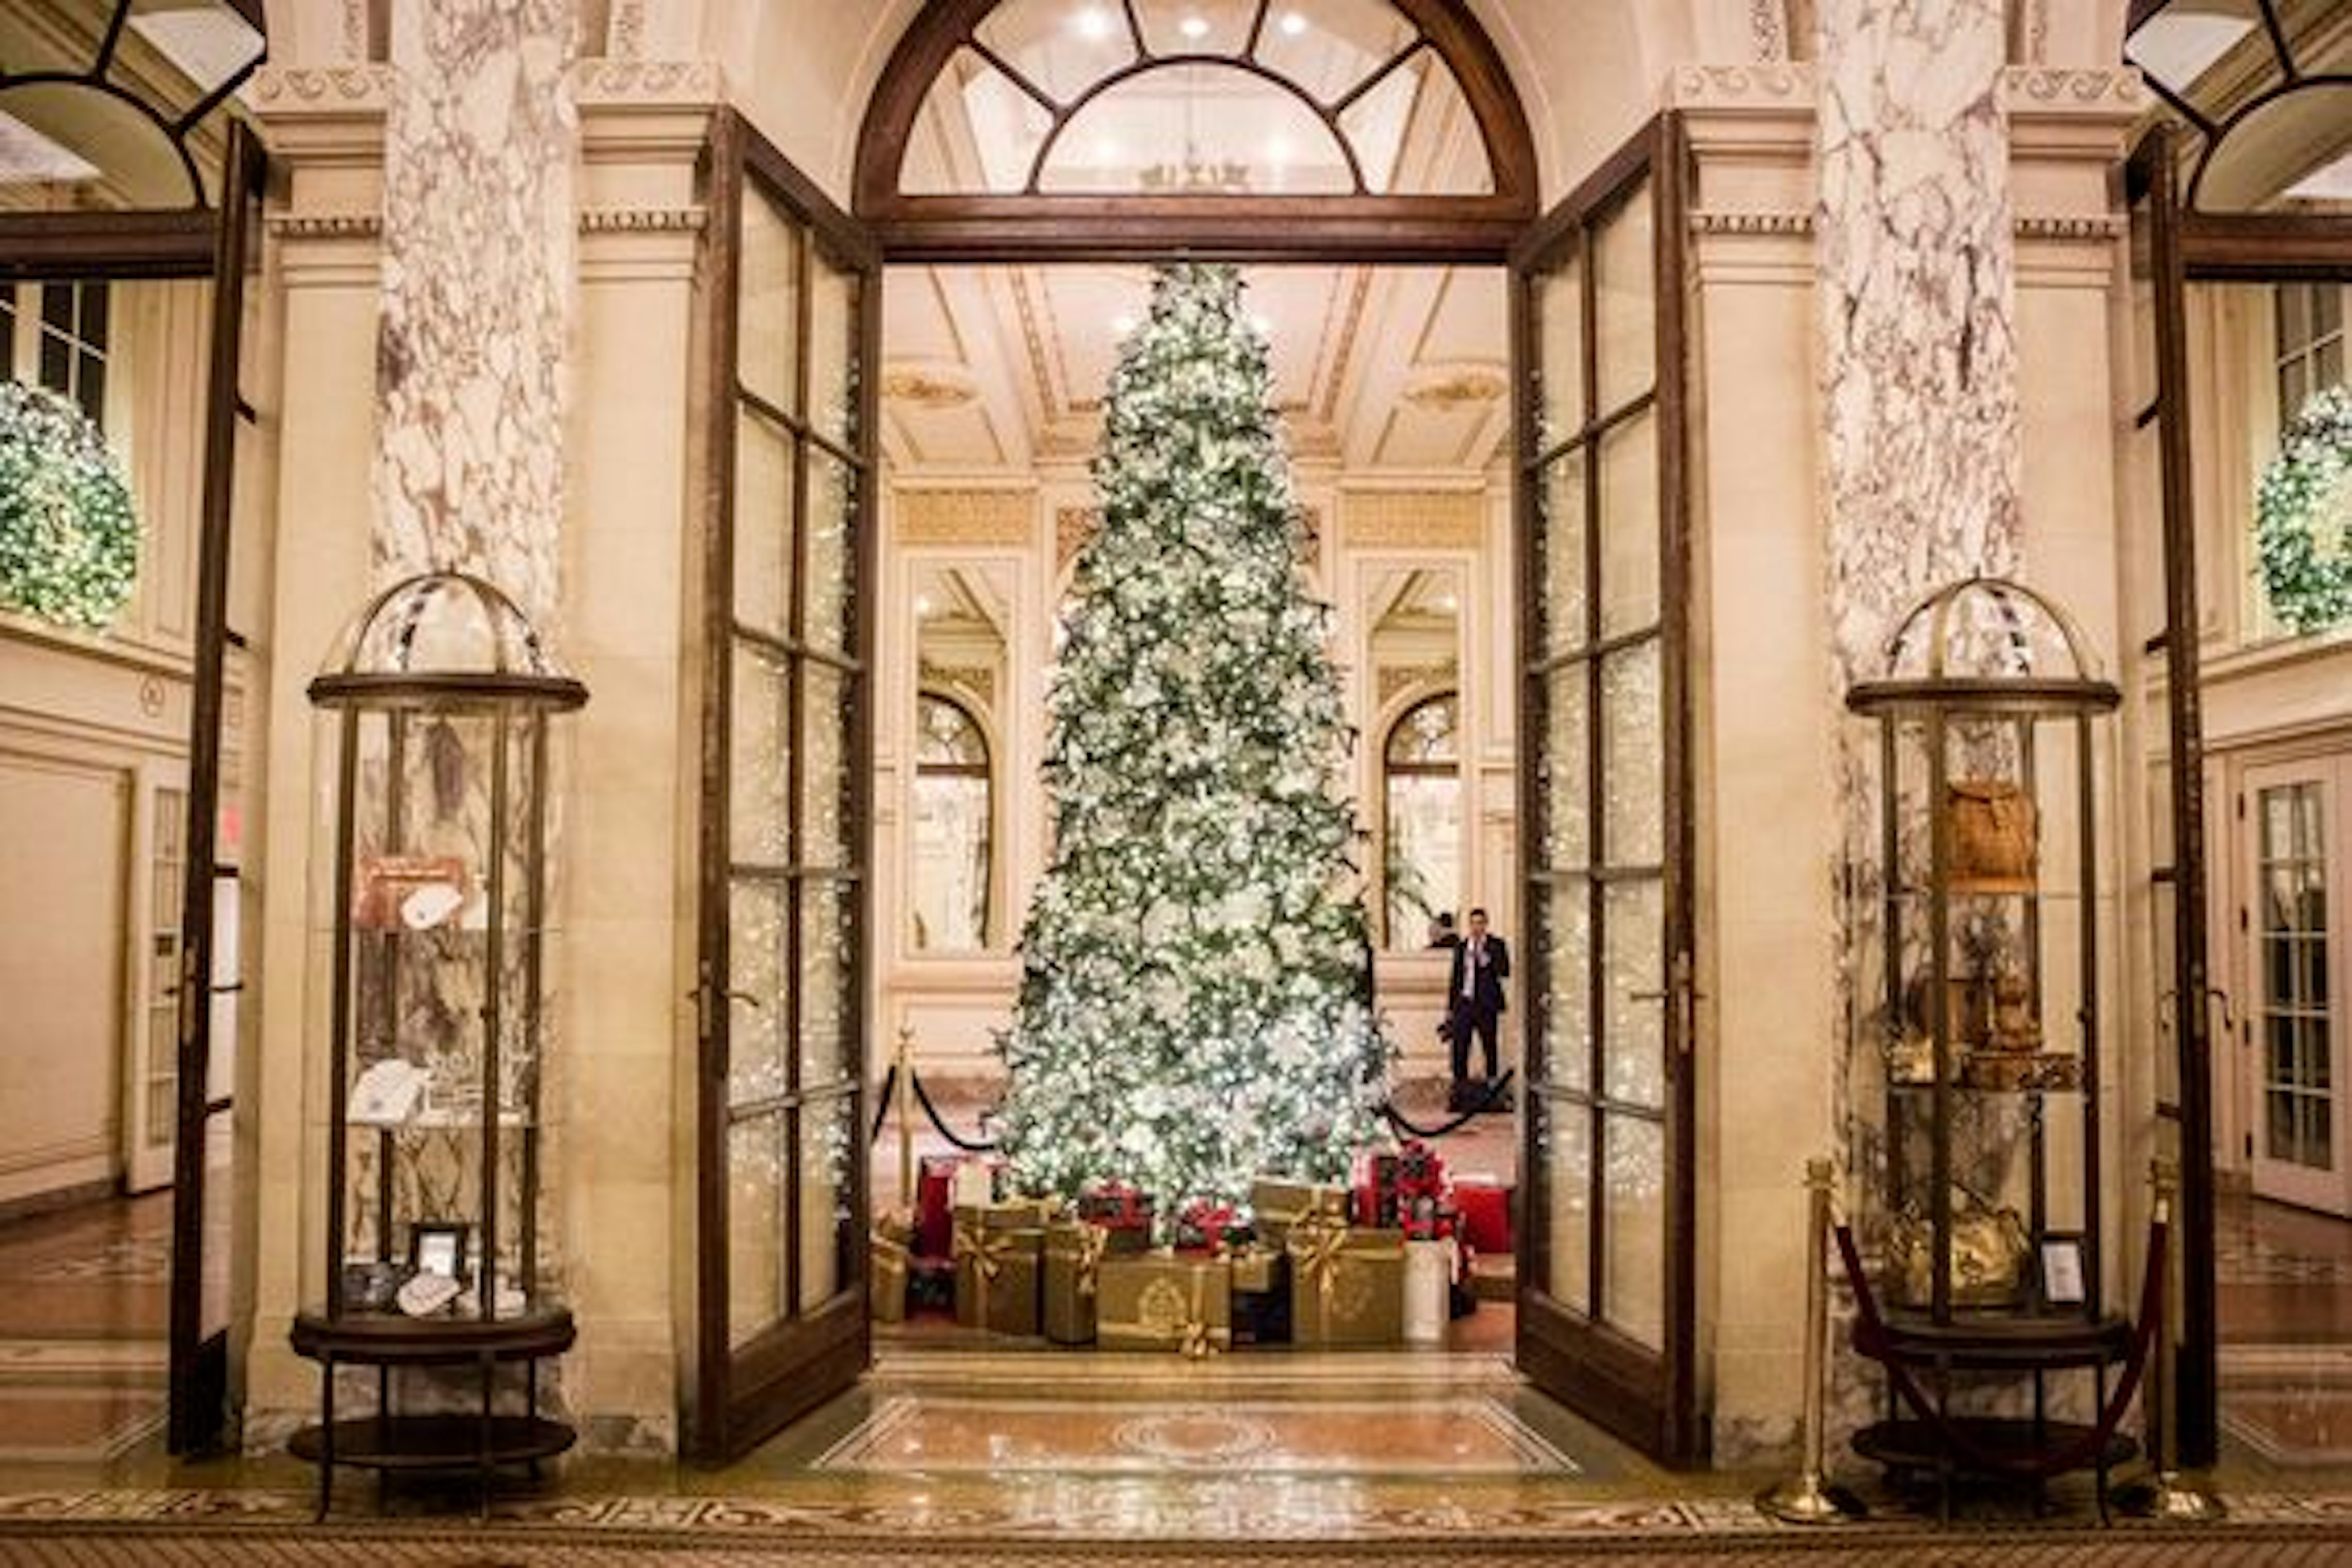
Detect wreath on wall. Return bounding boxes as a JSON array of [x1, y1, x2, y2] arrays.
[[2255, 384, 2352, 636], [0, 380, 140, 630]]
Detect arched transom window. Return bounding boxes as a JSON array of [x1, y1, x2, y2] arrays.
[[1382, 689, 1460, 948], [911, 691, 995, 952], [858, 0, 1537, 259]]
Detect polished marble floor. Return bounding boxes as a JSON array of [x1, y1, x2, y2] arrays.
[[8, 1123, 2352, 1540]]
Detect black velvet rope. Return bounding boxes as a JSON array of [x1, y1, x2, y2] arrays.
[[908, 1066, 999, 1153], [1833, 1215, 2167, 1480], [1380, 1069, 1517, 1140], [868, 1063, 897, 1147]]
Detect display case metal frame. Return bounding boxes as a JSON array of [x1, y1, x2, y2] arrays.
[[1845, 575, 2133, 1499], [291, 570, 587, 1516]]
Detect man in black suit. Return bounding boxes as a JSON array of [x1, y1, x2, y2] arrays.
[[1446, 907, 1510, 1096]]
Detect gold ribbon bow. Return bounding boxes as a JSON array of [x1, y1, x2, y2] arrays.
[[1179, 1265, 1221, 1361], [1289, 1214, 1350, 1335], [1074, 1222, 1107, 1300], [954, 1216, 1015, 1331], [870, 1226, 911, 1278]]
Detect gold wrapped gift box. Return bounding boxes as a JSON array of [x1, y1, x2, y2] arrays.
[[953, 1201, 1047, 1336], [1097, 1251, 1231, 1355], [1250, 1176, 1349, 1250], [1286, 1215, 1406, 1347], [870, 1210, 915, 1325], [1042, 1219, 1110, 1345]]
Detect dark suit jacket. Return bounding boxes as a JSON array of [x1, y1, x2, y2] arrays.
[[1447, 935, 1510, 1016]]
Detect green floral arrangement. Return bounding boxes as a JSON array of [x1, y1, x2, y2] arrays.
[[0, 380, 140, 630], [2255, 384, 2352, 636]]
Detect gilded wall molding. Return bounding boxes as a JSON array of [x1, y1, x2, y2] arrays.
[[1376, 660, 1458, 709], [269, 211, 383, 240], [1054, 507, 1098, 573], [898, 490, 1036, 548], [1340, 491, 1485, 550], [249, 64, 396, 111], [1692, 210, 2122, 242], [1668, 62, 1816, 109], [2003, 67, 2145, 111], [1689, 209, 1815, 237], [578, 206, 706, 234], [570, 58, 725, 105], [2015, 214, 2127, 242]]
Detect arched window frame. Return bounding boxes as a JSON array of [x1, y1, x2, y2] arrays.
[[1378, 687, 1460, 948], [910, 687, 997, 951], [855, 0, 1538, 261]]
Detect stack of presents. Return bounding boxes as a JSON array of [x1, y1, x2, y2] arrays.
[[871, 1140, 1513, 1353]]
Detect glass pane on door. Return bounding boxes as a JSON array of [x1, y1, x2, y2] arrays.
[[2257, 780, 2332, 1172], [1517, 122, 1689, 1461], [696, 119, 875, 1460]]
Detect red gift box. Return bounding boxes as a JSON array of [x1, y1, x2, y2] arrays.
[[1177, 1199, 1242, 1254], [1453, 1178, 1512, 1256], [916, 1154, 959, 1260]]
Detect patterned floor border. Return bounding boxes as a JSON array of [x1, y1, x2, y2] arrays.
[[1, 1487, 2350, 1542]]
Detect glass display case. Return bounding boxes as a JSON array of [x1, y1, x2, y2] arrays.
[[288, 570, 587, 1513], [1844, 576, 2133, 1491]]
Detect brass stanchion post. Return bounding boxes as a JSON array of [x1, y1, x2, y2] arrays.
[[895, 1023, 918, 1210], [2116, 1155, 2224, 1521], [1760, 1156, 1865, 1523]]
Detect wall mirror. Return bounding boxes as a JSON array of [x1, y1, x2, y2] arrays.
[[907, 559, 1013, 954], [1365, 563, 1463, 950]]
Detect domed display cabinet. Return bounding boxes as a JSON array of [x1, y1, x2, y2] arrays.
[[1843, 576, 2135, 1504], [288, 571, 587, 1515]]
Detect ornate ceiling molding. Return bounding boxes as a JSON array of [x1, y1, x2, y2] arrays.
[[883, 363, 980, 410], [1403, 363, 1508, 410]]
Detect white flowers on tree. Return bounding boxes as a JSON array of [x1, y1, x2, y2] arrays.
[[995, 264, 1392, 1222]]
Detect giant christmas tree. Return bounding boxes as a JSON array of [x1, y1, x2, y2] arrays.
[[995, 263, 1391, 1219]]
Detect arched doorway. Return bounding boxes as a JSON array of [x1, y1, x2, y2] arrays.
[[685, 0, 1699, 1466]]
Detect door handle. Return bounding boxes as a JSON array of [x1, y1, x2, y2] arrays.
[[1629, 951, 1701, 1065]]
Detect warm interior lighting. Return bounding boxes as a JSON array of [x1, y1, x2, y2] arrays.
[[0, 111, 102, 184], [1179, 15, 1211, 41], [2284, 150, 2352, 203], [1075, 7, 1114, 40], [1280, 10, 1310, 37]]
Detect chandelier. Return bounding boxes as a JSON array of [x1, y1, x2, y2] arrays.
[[1139, 143, 1251, 194]]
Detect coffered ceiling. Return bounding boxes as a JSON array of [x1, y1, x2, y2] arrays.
[[881, 260, 1509, 476]]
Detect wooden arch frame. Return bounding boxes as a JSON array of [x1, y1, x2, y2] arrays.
[[854, 0, 1540, 262]]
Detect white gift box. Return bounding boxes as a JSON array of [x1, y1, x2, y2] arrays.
[[1403, 1237, 1457, 1344], [949, 1154, 1002, 1209]]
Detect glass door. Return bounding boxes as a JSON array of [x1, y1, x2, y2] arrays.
[[1512, 114, 1699, 1465], [691, 111, 879, 1463], [2245, 763, 2352, 1216], [169, 118, 266, 1456]]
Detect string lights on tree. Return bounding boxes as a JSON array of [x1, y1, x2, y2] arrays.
[[993, 263, 1391, 1223]]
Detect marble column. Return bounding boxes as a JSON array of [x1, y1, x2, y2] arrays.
[[1817, 0, 2022, 677], [375, 0, 578, 624], [1814, 0, 2024, 1419]]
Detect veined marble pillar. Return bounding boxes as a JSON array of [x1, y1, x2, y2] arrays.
[[375, 0, 578, 623], [1817, 0, 2021, 676], [1814, 0, 2022, 1258]]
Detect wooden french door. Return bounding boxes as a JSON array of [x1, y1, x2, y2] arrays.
[[1511, 115, 1700, 1466], [168, 118, 266, 1457], [691, 110, 880, 1463], [2244, 760, 2352, 1216]]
